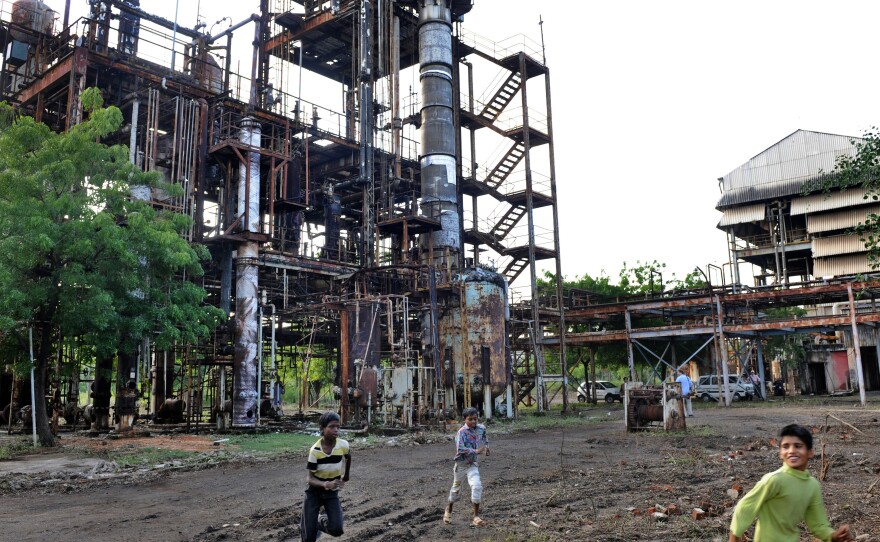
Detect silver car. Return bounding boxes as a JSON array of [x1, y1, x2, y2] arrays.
[[576, 380, 622, 403], [695, 375, 755, 402]]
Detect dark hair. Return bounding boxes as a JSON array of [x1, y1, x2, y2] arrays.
[[462, 407, 479, 419], [319, 411, 340, 429], [779, 423, 813, 449]]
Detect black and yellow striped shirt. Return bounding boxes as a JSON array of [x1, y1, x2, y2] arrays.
[[306, 438, 350, 483]]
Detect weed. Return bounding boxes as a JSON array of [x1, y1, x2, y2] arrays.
[[641, 425, 717, 438], [494, 533, 553, 542], [111, 447, 196, 468], [665, 446, 709, 466], [0, 438, 33, 460]]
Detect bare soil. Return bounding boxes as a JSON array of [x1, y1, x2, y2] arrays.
[[1, 398, 879, 542]]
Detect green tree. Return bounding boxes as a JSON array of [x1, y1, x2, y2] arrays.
[[619, 260, 707, 294], [0, 88, 223, 446], [761, 307, 808, 372], [826, 128, 880, 266], [539, 260, 708, 391]]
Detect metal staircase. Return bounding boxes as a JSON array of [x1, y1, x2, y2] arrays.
[[502, 257, 529, 283], [489, 204, 526, 239], [479, 71, 522, 122], [457, 28, 565, 411], [485, 141, 526, 188]]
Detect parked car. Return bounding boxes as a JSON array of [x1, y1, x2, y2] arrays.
[[694, 375, 755, 402], [576, 380, 622, 403]]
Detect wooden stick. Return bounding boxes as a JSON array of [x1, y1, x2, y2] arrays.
[[825, 412, 864, 434], [546, 429, 566, 506], [819, 444, 834, 481], [867, 476, 880, 496]]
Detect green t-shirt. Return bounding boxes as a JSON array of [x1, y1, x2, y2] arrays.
[[730, 464, 834, 542]]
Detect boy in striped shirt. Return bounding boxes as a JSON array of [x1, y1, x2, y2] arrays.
[[300, 411, 351, 542]]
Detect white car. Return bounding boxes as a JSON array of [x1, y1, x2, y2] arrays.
[[694, 375, 755, 402], [576, 380, 622, 403]]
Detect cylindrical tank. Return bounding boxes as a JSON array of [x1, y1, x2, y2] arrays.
[[439, 268, 508, 408], [416, 1, 460, 266], [11, 0, 55, 42], [195, 54, 224, 94], [237, 117, 261, 233]]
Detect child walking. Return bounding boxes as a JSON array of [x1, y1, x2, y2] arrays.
[[300, 411, 351, 542], [443, 407, 489, 527], [729, 423, 850, 542]]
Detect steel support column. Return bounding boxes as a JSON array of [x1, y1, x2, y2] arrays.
[[847, 284, 867, 406]]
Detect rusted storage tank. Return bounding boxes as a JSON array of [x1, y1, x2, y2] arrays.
[[11, 0, 55, 42], [191, 53, 224, 94], [439, 268, 508, 412]]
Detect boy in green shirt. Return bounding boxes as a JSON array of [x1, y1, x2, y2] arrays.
[[729, 424, 851, 542]]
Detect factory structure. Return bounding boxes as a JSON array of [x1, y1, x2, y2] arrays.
[[2, 1, 879, 439], [0, 0, 569, 431], [716, 129, 875, 286], [534, 129, 880, 429], [714, 129, 880, 397]]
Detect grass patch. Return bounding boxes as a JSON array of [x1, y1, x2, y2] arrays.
[[224, 432, 318, 455], [0, 438, 33, 460], [640, 424, 717, 438], [664, 446, 709, 466], [491, 411, 613, 433], [687, 425, 719, 437]]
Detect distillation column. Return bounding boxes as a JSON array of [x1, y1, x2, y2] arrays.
[[417, 0, 459, 268], [233, 117, 261, 426]]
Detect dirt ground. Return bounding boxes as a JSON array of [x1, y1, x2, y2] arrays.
[[1, 397, 879, 542]]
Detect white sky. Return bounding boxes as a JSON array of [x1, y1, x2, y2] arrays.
[[46, 0, 880, 287]]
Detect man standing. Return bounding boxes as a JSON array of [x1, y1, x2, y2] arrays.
[[675, 368, 694, 417], [750, 370, 763, 400]]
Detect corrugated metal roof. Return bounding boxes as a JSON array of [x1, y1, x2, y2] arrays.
[[717, 203, 765, 227], [716, 130, 861, 208], [716, 179, 806, 208], [812, 234, 867, 257], [813, 253, 872, 277], [791, 187, 872, 215], [806, 205, 880, 233]]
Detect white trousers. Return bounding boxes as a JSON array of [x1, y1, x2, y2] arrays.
[[683, 396, 693, 416], [448, 462, 482, 504]]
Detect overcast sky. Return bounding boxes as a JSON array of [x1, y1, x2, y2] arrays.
[[48, 0, 880, 287]]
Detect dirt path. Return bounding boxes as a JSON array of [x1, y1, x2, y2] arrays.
[[2, 401, 879, 541]]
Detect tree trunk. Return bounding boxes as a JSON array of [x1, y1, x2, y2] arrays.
[[92, 354, 113, 430], [34, 322, 55, 446], [115, 349, 138, 431]]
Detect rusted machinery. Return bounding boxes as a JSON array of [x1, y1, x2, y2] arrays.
[[623, 382, 687, 432], [0, 0, 565, 434]]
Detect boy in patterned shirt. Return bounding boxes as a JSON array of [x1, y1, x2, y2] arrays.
[[443, 407, 489, 527], [300, 411, 351, 542]]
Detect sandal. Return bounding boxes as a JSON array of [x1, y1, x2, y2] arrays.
[[471, 516, 487, 527], [443, 510, 452, 524]]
